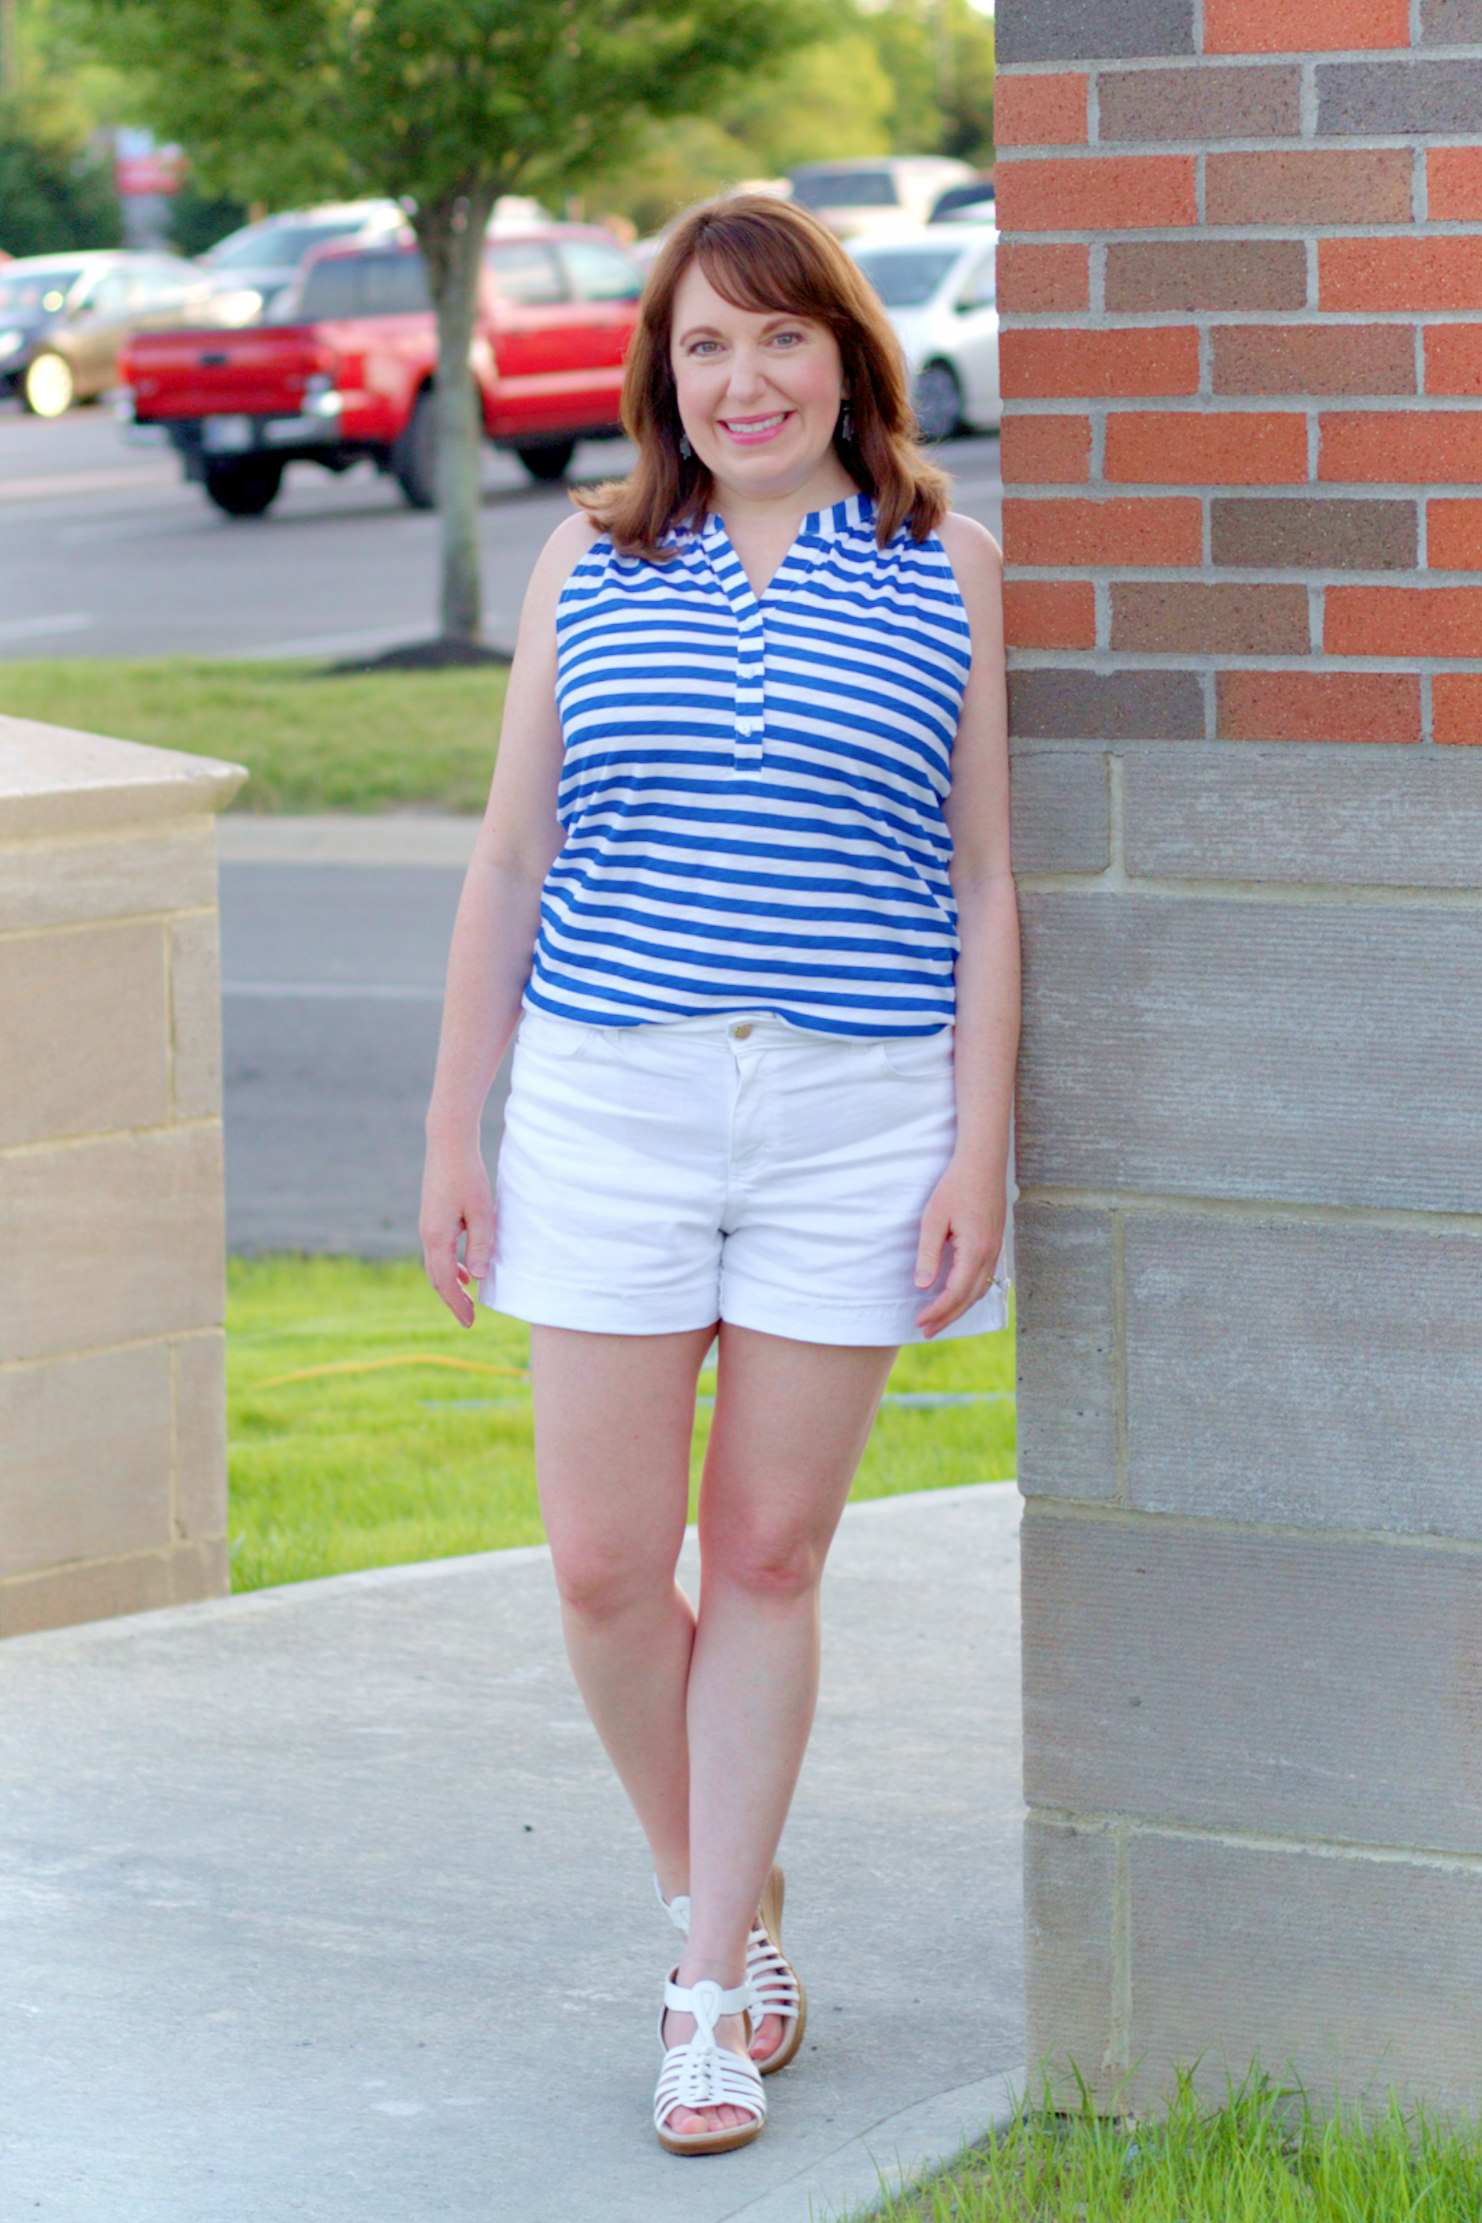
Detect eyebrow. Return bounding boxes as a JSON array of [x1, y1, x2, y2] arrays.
[[676, 312, 809, 346]]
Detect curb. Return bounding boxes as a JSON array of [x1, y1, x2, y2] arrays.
[[720, 2070, 1024, 2223]]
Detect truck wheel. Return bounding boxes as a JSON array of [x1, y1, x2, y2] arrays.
[[203, 457, 284, 517], [516, 441, 576, 483], [393, 390, 437, 509]]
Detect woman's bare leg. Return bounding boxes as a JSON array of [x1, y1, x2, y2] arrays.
[[530, 1323, 714, 1897], [666, 1325, 896, 2131]]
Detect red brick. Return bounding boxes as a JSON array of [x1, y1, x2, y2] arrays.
[[994, 73, 1088, 147], [1105, 412, 1309, 484], [1321, 411, 1482, 483], [1424, 325, 1482, 395], [1321, 237, 1482, 312], [1213, 324, 1416, 396], [1000, 414, 1092, 485], [994, 156, 1196, 234], [1217, 670, 1421, 743], [1003, 496, 1203, 567], [1428, 146, 1482, 220], [1206, 148, 1412, 225], [1002, 580, 1097, 648], [996, 243, 1089, 313], [1326, 585, 1482, 655], [1204, 0, 1410, 47], [1427, 499, 1482, 569], [1112, 582, 1309, 654], [1432, 673, 1482, 744], [1001, 327, 1200, 400]]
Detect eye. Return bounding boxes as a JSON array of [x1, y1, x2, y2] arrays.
[[769, 328, 805, 348], [686, 337, 722, 356]]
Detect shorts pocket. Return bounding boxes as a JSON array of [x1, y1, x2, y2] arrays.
[[878, 1029, 955, 1078], [520, 1009, 600, 1059]]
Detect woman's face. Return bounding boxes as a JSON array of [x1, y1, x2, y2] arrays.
[[669, 261, 846, 499]]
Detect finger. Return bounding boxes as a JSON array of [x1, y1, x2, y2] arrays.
[[423, 1230, 476, 1327], [457, 1201, 497, 1288], [914, 1197, 951, 1290], [916, 1246, 995, 1336]]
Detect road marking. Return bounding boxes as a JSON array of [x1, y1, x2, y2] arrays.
[[0, 465, 176, 503], [223, 979, 443, 1001], [0, 611, 92, 643]]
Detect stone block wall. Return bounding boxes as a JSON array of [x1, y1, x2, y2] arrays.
[[0, 716, 244, 1637], [997, 0, 1482, 2115]]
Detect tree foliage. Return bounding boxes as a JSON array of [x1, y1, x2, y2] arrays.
[[79, 0, 819, 644], [0, 109, 119, 257]]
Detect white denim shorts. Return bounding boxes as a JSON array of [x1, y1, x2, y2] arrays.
[[480, 1005, 1011, 1347]]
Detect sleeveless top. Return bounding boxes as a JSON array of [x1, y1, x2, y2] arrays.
[[525, 489, 972, 1038]]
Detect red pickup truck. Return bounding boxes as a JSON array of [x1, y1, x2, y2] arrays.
[[119, 224, 644, 517]]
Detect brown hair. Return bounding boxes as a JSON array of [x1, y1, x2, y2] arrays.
[[574, 195, 952, 562]]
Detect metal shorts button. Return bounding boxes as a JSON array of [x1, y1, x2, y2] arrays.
[[731, 1022, 753, 1039]]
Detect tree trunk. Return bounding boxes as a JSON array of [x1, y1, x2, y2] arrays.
[[415, 182, 499, 646]]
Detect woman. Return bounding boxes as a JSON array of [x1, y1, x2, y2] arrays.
[[421, 194, 1017, 2157]]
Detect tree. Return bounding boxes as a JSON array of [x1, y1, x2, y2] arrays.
[[84, 0, 817, 653], [0, 110, 119, 256]]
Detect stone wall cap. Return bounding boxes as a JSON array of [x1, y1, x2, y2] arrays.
[[0, 714, 247, 843]]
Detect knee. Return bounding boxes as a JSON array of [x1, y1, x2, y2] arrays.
[[706, 1518, 827, 1607], [549, 1539, 670, 1627]]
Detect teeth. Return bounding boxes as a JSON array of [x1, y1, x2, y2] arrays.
[[725, 413, 787, 432]]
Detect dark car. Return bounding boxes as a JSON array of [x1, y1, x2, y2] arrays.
[[0, 250, 207, 416]]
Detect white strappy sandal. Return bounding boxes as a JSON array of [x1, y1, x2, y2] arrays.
[[654, 1973, 767, 2155], [656, 1866, 808, 2077]]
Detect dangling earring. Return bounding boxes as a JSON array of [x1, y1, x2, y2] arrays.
[[840, 403, 854, 442], [678, 432, 692, 458]]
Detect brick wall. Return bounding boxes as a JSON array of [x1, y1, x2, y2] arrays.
[[997, 0, 1482, 2113], [0, 719, 244, 1637]]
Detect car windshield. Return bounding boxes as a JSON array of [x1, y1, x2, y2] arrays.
[[852, 247, 961, 309], [0, 266, 82, 316], [791, 170, 898, 210], [206, 221, 367, 271]]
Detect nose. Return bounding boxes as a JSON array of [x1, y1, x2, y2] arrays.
[[723, 347, 769, 405]]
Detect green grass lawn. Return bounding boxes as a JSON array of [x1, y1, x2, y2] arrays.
[[0, 658, 506, 814], [864, 2073, 1482, 2223], [226, 1255, 1016, 1593]]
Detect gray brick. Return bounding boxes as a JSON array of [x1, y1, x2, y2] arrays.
[[1318, 59, 1482, 134], [1022, 1513, 1482, 1851], [1106, 241, 1306, 314], [1011, 748, 1110, 873], [1420, 0, 1482, 40], [1210, 497, 1416, 570], [1017, 892, 1482, 1209], [1009, 669, 1203, 743], [1016, 1206, 1117, 1502], [1024, 1818, 1117, 2095], [1098, 65, 1300, 141], [1126, 1833, 1482, 2119], [996, 0, 1194, 64], [1124, 1213, 1482, 1538], [1121, 742, 1482, 886]]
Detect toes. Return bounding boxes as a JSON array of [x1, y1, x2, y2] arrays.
[[750, 2013, 783, 2060]]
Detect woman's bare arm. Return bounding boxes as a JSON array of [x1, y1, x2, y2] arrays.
[[420, 511, 596, 1324], [913, 509, 1020, 1337]]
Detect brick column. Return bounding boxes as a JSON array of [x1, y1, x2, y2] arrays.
[[997, 2, 1482, 2113], [0, 718, 244, 1636]]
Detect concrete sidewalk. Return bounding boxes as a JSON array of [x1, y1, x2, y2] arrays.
[[0, 1484, 1025, 2223]]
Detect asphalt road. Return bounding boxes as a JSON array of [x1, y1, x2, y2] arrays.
[[4, 398, 1002, 1253], [0, 403, 1003, 661]]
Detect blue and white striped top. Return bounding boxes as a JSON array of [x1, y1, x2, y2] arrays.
[[526, 489, 972, 1037]]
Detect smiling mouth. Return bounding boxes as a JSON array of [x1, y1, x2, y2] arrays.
[[718, 410, 793, 442]]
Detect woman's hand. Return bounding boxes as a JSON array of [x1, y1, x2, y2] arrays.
[[421, 1136, 496, 1329], [914, 1153, 1006, 1339]]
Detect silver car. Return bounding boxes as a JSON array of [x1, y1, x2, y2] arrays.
[[848, 225, 999, 443]]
